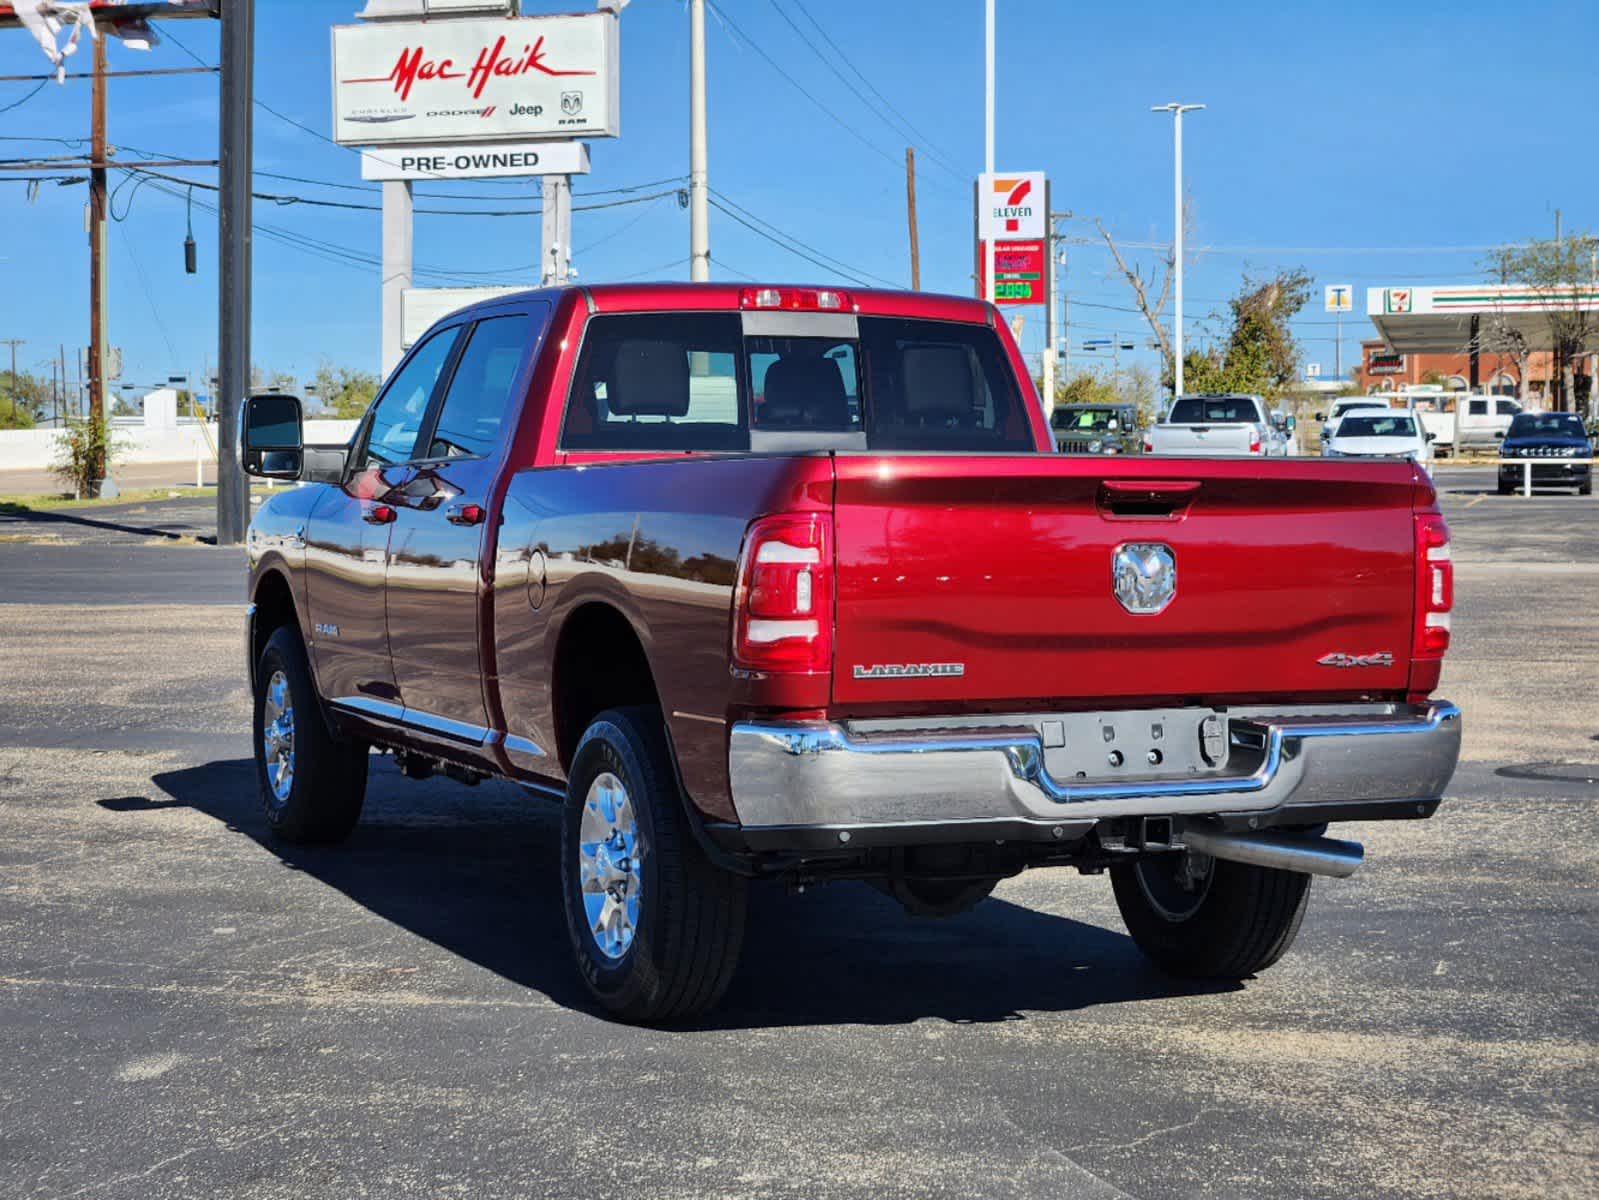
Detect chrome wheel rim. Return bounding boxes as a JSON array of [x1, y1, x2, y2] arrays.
[[1135, 850, 1214, 922], [261, 669, 296, 806], [578, 771, 644, 961]]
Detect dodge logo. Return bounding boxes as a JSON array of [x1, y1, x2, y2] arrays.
[[1112, 542, 1176, 614], [561, 91, 584, 116]]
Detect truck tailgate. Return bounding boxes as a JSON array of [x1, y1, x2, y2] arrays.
[[1147, 424, 1255, 456], [829, 455, 1420, 710]]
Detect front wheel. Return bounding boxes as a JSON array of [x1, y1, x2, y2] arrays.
[[1110, 849, 1311, 979], [560, 707, 747, 1023], [253, 625, 368, 844]]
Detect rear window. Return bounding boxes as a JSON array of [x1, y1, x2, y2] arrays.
[[1338, 414, 1417, 438], [559, 313, 1033, 453], [1169, 396, 1259, 423]]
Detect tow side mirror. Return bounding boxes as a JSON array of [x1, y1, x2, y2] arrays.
[[1425, 432, 1437, 442], [1314, 411, 1325, 422], [242, 393, 304, 480]]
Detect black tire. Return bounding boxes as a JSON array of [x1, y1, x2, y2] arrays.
[[1110, 851, 1311, 979], [1579, 482, 1592, 496], [1497, 479, 1513, 495], [253, 625, 367, 844], [560, 707, 747, 1023]]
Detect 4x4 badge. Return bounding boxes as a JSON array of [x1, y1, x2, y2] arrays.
[[1317, 652, 1394, 668]]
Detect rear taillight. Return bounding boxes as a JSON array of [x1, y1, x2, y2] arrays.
[[733, 513, 833, 675], [1143, 436, 1154, 453], [1413, 513, 1452, 658], [1249, 429, 1262, 454]]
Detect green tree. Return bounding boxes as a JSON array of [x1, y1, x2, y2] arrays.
[[312, 361, 379, 419], [1485, 231, 1598, 413], [1, 369, 52, 429], [1174, 269, 1311, 404]]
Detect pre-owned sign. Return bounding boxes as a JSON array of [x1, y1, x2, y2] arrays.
[[362, 140, 591, 180], [331, 12, 619, 145]]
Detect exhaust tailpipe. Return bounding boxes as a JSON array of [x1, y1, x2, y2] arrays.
[[1182, 828, 1364, 879]]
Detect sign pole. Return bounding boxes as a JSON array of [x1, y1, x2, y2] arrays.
[[689, 0, 709, 282], [381, 180, 412, 377]]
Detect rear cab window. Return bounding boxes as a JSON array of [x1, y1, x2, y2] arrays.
[[559, 312, 1033, 454], [1169, 397, 1260, 423]]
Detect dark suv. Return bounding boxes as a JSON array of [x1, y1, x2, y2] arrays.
[[1051, 402, 1140, 455], [1497, 412, 1593, 495]]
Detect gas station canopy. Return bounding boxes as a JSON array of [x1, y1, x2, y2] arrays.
[[1368, 284, 1599, 354]]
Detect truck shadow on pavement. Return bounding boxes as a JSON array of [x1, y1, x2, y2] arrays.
[[117, 757, 1233, 1027]]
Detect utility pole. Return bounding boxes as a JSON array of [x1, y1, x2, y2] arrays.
[[1152, 102, 1203, 397], [1042, 210, 1071, 411], [905, 147, 920, 290], [1, 338, 20, 422], [217, 0, 254, 545], [688, 0, 709, 282], [88, 34, 110, 485]]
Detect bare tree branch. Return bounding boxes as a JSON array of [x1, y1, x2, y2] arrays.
[[1097, 218, 1173, 372]]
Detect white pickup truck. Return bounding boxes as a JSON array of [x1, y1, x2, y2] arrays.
[[1144, 393, 1291, 457], [1392, 387, 1523, 456]]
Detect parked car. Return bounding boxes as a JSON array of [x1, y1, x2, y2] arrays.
[[1315, 398, 1392, 452], [241, 283, 1461, 1023], [1496, 411, 1594, 495], [1323, 411, 1434, 463], [1144, 393, 1290, 456], [1051, 402, 1140, 454]]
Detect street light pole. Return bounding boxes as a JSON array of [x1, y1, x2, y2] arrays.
[[1152, 102, 1203, 398], [688, 0, 709, 282], [983, 0, 996, 309]]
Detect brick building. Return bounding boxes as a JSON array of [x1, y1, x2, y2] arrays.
[[1355, 339, 1570, 399]]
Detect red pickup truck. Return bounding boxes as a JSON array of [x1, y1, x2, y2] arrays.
[[242, 283, 1461, 1022]]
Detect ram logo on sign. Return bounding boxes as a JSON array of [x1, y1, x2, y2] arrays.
[[331, 12, 620, 144], [977, 172, 1046, 241]]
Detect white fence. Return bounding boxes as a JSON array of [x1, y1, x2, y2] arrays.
[[0, 420, 360, 473]]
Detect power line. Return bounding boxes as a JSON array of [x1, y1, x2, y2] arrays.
[[111, 165, 677, 217], [706, 1, 910, 178], [710, 189, 899, 287], [766, 0, 963, 180], [0, 80, 49, 115]]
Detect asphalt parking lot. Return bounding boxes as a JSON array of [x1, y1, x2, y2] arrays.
[[1, 465, 1595, 1199]]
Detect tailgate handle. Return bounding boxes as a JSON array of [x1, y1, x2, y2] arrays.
[[1097, 480, 1201, 518]]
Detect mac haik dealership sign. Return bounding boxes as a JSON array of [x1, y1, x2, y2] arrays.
[[331, 12, 619, 145]]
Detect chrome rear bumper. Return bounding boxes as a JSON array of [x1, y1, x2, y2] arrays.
[[727, 702, 1461, 848]]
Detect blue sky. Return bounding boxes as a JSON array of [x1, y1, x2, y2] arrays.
[[2, 0, 1595, 395]]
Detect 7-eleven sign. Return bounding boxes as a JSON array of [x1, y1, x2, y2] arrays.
[[977, 171, 1046, 240]]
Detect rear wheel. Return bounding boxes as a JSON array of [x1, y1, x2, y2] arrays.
[[560, 707, 747, 1023], [253, 626, 367, 844], [1497, 478, 1513, 495], [1111, 849, 1311, 979], [1579, 481, 1592, 496]]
